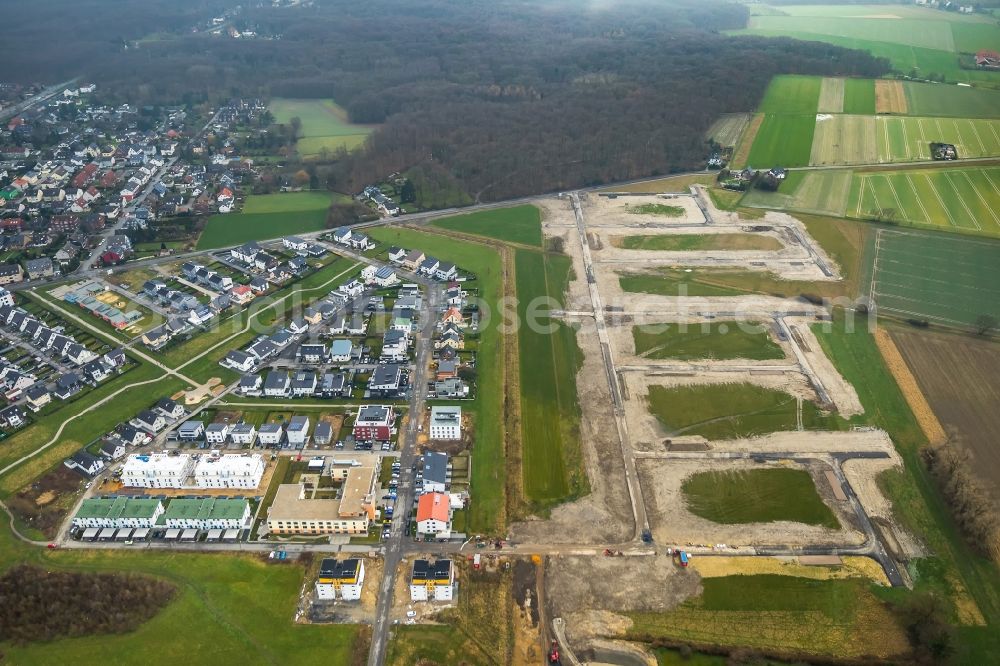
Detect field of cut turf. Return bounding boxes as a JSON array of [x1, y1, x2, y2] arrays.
[[646, 383, 845, 440], [758, 75, 821, 114], [746, 113, 816, 167], [431, 205, 542, 247], [808, 114, 1000, 165], [905, 82, 1000, 119], [844, 78, 876, 115], [197, 209, 327, 249], [851, 166, 1000, 236], [740, 170, 853, 218], [613, 233, 781, 252], [682, 468, 839, 528], [706, 113, 751, 147], [269, 98, 374, 157], [631, 321, 784, 361], [514, 249, 585, 506], [241, 191, 339, 214], [871, 228, 1000, 326]]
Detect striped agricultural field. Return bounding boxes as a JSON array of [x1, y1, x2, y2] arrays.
[[809, 115, 1000, 165], [852, 166, 1000, 237], [817, 77, 845, 113]]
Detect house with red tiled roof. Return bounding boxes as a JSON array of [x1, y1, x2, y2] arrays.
[[416, 492, 452, 538]]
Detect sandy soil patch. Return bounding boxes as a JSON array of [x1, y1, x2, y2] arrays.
[[786, 317, 863, 417], [635, 429, 899, 456], [875, 80, 908, 114], [638, 457, 866, 547], [690, 554, 890, 585], [841, 457, 924, 560], [174, 377, 223, 405], [547, 555, 702, 619], [579, 193, 707, 228]]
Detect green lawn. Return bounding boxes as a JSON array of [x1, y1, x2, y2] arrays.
[[757, 74, 822, 114], [631, 321, 784, 360], [614, 233, 782, 252], [431, 205, 543, 247], [514, 249, 586, 508], [197, 209, 328, 249], [681, 468, 839, 528], [747, 114, 816, 167], [844, 78, 876, 115], [646, 383, 845, 440], [368, 227, 506, 533], [0, 525, 364, 664], [269, 98, 374, 157], [242, 192, 340, 214]]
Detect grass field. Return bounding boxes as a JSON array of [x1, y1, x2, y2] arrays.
[[682, 468, 839, 528], [851, 166, 1000, 236], [870, 228, 1000, 326], [613, 233, 781, 252], [431, 204, 543, 247], [741, 170, 854, 218], [514, 249, 585, 506], [646, 383, 845, 440], [368, 227, 505, 533], [803, 114, 1000, 166], [742, 13, 956, 51], [632, 321, 784, 361], [269, 98, 374, 156], [604, 173, 716, 194], [0, 526, 364, 664], [629, 575, 909, 659], [619, 269, 745, 297], [758, 75, 821, 114], [905, 82, 1000, 119], [241, 192, 339, 214], [197, 209, 327, 249], [844, 78, 877, 115], [747, 113, 816, 167]]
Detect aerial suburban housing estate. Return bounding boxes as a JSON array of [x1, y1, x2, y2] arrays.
[[2, 2, 999, 663]]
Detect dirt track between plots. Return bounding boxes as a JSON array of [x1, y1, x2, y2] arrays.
[[638, 458, 865, 548], [875, 80, 908, 114], [732, 113, 763, 167], [875, 328, 947, 445]]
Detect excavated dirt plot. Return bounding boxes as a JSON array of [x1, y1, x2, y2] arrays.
[[637, 458, 866, 548]]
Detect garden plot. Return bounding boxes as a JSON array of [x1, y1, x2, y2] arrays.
[[637, 458, 865, 548]]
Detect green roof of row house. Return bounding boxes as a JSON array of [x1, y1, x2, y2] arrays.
[[163, 498, 249, 522], [75, 496, 162, 521]]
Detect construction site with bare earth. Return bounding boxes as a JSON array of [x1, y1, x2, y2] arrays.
[[485, 186, 977, 665]]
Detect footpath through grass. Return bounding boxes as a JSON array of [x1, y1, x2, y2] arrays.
[[431, 205, 543, 247], [514, 249, 585, 508], [682, 468, 839, 528], [632, 321, 784, 361], [369, 227, 505, 533], [647, 383, 846, 440]]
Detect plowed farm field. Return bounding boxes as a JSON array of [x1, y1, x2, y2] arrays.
[[891, 328, 1000, 504]]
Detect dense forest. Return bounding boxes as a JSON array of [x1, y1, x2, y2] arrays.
[[0, 565, 176, 644], [3, 0, 890, 199]]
